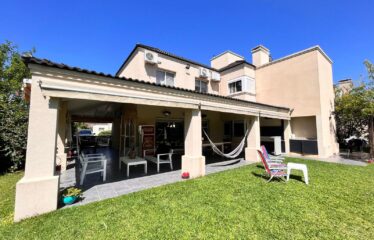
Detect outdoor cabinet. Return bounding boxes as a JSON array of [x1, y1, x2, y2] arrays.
[[290, 139, 318, 155]]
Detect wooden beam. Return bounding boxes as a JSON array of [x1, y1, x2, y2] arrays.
[[71, 115, 114, 123]]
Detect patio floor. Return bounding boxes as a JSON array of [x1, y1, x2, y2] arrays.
[[60, 147, 251, 207]]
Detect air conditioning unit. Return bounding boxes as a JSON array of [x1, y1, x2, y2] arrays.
[[199, 68, 210, 78], [211, 72, 221, 81], [144, 50, 158, 64]]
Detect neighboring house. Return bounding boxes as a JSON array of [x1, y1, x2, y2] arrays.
[[335, 79, 353, 95], [87, 123, 112, 135], [15, 43, 338, 221]]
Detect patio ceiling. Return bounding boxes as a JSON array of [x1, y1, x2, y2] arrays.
[[67, 99, 121, 122]]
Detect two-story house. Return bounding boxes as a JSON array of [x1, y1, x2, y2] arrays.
[[15, 43, 338, 221], [118, 44, 339, 158]]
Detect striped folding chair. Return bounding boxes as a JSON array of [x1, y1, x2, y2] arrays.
[[257, 150, 287, 182]]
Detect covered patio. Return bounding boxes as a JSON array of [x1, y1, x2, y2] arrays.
[[15, 57, 290, 221], [60, 147, 251, 206]]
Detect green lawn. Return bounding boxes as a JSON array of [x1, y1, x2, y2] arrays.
[[1, 158, 374, 239]]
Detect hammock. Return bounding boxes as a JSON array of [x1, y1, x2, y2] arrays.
[[203, 128, 249, 159]]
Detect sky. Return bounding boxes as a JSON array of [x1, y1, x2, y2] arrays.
[[1, 0, 373, 83]]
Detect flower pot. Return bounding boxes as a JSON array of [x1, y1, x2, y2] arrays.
[[181, 172, 190, 179], [63, 196, 77, 205]]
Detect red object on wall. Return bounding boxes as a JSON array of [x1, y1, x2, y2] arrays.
[[141, 125, 155, 157]]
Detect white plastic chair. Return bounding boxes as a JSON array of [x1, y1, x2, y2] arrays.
[[79, 153, 107, 185], [143, 149, 173, 173]]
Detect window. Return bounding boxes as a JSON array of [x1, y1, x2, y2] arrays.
[[224, 121, 232, 138], [228, 80, 242, 94], [233, 120, 245, 137], [156, 70, 175, 86], [224, 120, 245, 138], [195, 79, 208, 93]]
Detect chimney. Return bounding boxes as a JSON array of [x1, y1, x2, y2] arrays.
[[251, 45, 270, 67]]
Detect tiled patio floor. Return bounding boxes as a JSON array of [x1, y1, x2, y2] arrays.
[[60, 147, 251, 207]]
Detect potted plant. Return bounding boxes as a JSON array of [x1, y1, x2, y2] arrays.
[[62, 187, 82, 205]]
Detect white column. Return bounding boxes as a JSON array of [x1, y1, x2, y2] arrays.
[[316, 115, 327, 157], [56, 101, 67, 172], [245, 116, 261, 162], [182, 109, 205, 178], [283, 119, 291, 154], [14, 80, 60, 222]]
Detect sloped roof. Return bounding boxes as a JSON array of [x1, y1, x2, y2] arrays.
[[115, 44, 218, 76], [22, 56, 290, 111]]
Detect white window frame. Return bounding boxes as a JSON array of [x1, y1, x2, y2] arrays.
[[156, 69, 175, 87], [227, 76, 255, 95], [228, 78, 243, 95], [195, 79, 208, 93]]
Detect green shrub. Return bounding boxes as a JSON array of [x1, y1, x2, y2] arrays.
[[98, 130, 111, 136]]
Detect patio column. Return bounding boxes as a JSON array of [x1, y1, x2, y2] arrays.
[[283, 119, 291, 154], [182, 109, 205, 178], [245, 115, 261, 162], [14, 80, 60, 222], [56, 101, 67, 172]]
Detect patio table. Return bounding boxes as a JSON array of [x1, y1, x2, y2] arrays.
[[119, 156, 147, 177], [286, 162, 309, 184]]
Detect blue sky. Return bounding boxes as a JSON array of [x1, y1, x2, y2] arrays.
[[1, 0, 373, 83]]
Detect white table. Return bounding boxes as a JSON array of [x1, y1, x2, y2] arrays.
[[286, 162, 309, 184], [119, 156, 147, 177]]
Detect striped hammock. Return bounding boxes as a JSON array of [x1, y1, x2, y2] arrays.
[[203, 129, 249, 159]]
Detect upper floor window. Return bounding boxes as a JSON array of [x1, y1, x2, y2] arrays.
[[227, 76, 255, 95], [195, 79, 208, 93], [156, 70, 175, 87], [228, 80, 242, 94]]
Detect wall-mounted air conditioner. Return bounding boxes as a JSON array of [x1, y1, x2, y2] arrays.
[[144, 50, 158, 64], [199, 68, 210, 78], [211, 72, 221, 81]]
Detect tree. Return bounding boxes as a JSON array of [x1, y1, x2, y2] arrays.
[[0, 41, 33, 172], [334, 60, 374, 158], [363, 60, 374, 158]]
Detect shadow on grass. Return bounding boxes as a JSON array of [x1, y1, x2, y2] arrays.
[[252, 170, 305, 183], [209, 159, 242, 167], [251, 172, 284, 182]]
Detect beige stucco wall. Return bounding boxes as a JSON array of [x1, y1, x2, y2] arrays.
[[256, 50, 321, 117], [210, 51, 244, 69], [256, 48, 339, 156], [219, 64, 256, 101], [118, 48, 220, 94], [291, 116, 317, 139], [316, 52, 339, 155]]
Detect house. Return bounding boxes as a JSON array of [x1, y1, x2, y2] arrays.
[[335, 78, 353, 95], [88, 123, 112, 136], [15, 43, 338, 221]]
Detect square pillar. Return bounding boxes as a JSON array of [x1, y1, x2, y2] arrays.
[[182, 109, 205, 178], [245, 116, 261, 162], [14, 80, 60, 222], [56, 101, 67, 172], [283, 119, 291, 154]]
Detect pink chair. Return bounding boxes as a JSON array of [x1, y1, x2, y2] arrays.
[[257, 150, 287, 182]]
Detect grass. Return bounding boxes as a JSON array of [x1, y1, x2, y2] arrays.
[[1, 158, 374, 239], [0, 171, 23, 227]]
